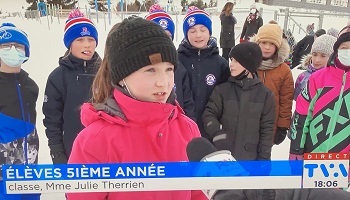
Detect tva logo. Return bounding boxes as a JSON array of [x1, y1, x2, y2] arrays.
[[304, 163, 348, 178]]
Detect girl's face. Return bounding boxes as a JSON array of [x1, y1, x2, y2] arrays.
[[70, 36, 96, 60], [258, 41, 277, 59], [338, 41, 350, 50], [122, 62, 175, 103], [187, 25, 210, 49], [311, 52, 329, 69], [229, 58, 246, 77]]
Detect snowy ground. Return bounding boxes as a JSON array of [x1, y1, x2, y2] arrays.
[[1, 3, 349, 198]]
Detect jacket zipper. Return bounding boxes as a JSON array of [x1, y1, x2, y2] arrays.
[[83, 60, 87, 73], [263, 71, 266, 83], [15, 74, 28, 164]]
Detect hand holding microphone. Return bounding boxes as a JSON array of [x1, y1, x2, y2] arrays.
[[186, 137, 248, 199]]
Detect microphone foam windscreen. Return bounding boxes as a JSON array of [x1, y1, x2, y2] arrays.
[[186, 137, 217, 161]]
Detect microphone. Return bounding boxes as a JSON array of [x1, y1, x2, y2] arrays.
[[186, 137, 248, 199]]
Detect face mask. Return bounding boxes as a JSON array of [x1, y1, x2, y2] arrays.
[[337, 49, 350, 66], [0, 46, 28, 67], [250, 9, 257, 14]]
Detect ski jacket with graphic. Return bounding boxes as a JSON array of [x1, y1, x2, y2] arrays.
[[178, 38, 230, 140], [67, 88, 206, 200], [203, 75, 275, 160], [290, 62, 350, 155], [42, 52, 101, 160], [0, 70, 40, 200]]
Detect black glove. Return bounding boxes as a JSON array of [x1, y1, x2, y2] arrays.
[[50, 144, 68, 164], [274, 127, 287, 145]]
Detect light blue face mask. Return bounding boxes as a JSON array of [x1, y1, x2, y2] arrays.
[[338, 49, 350, 66], [0, 46, 28, 67]]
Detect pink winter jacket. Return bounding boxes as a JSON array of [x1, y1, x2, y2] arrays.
[[67, 89, 206, 200], [290, 65, 350, 154]]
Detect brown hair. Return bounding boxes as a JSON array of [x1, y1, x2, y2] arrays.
[[221, 2, 234, 16], [91, 23, 121, 104]]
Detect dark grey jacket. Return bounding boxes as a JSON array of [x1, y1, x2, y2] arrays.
[[220, 12, 237, 48], [203, 75, 275, 160]]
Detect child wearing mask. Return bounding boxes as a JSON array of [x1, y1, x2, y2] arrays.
[[0, 23, 40, 200], [251, 23, 294, 146], [294, 34, 337, 100], [43, 9, 101, 164], [203, 42, 275, 161], [178, 6, 230, 140], [67, 17, 206, 200], [145, 4, 195, 120], [290, 25, 350, 160]]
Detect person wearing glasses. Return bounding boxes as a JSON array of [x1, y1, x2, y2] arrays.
[[0, 23, 40, 200]]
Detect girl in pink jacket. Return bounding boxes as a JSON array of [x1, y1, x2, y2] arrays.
[[66, 17, 206, 200], [290, 25, 350, 159]]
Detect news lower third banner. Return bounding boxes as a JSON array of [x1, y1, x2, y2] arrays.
[[0, 153, 349, 194]]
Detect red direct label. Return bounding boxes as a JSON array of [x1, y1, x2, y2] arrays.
[[304, 153, 349, 160]]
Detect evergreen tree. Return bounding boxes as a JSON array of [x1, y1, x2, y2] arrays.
[[188, 0, 205, 10], [89, 0, 108, 11], [46, 0, 78, 9]]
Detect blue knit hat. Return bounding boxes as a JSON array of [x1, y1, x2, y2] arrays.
[[0, 23, 30, 60], [183, 6, 212, 40], [145, 4, 175, 40], [63, 9, 98, 49]]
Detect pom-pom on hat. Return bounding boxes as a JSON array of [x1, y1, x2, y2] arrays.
[[63, 9, 98, 49], [145, 4, 175, 40], [183, 6, 212, 40], [0, 23, 30, 60]]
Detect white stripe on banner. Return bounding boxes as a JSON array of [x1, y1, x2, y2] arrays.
[[5, 176, 302, 194]]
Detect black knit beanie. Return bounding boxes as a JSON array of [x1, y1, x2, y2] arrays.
[[333, 32, 350, 52], [228, 42, 263, 74], [106, 17, 178, 84]]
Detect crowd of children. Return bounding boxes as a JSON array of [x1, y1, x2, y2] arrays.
[[0, 2, 349, 200]]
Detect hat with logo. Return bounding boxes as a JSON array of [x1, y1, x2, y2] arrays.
[[107, 17, 178, 84], [63, 9, 98, 49], [0, 22, 30, 60], [183, 6, 212, 40], [145, 4, 175, 40]]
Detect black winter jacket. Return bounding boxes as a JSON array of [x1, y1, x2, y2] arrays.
[[220, 12, 237, 48], [240, 15, 263, 40], [203, 75, 275, 160], [178, 38, 230, 140], [174, 62, 195, 120], [42, 53, 101, 161], [292, 35, 314, 68]]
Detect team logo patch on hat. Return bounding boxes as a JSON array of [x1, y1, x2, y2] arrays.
[[159, 19, 168, 29], [80, 27, 91, 36], [0, 30, 12, 40], [187, 17, 196, 27], [206, 74, 216, 86]]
